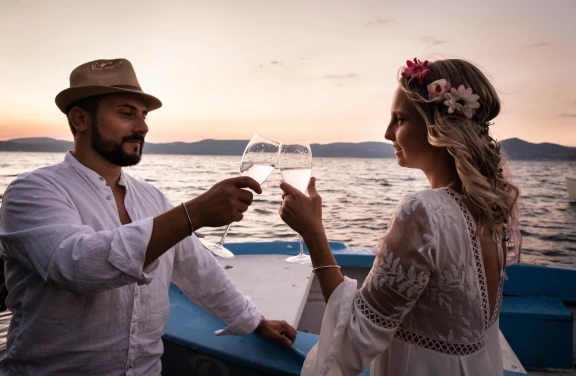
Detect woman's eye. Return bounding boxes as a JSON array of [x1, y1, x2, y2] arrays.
[[397, 117, 405, 125]]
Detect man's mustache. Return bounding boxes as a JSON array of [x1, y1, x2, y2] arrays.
[[122, 135, 145, 144]]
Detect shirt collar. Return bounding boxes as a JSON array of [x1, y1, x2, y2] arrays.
[[64, 151, 127, 187]]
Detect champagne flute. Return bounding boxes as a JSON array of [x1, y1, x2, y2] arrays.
[[201, 134, 280, 258], [279, 141, 313, 264]]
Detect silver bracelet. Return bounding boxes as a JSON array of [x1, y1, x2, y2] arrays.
[[181, 202, 193, 236], [312, 265, 341, 273]]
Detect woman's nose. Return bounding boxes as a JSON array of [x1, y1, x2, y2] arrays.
[[384, 124, 395, 141]]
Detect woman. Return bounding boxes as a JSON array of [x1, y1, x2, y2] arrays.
[[279, 58, 521, 376]]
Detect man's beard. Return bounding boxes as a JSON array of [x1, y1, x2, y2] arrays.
[[91, 122, 144, 167]]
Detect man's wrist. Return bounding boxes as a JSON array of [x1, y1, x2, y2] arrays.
[[184, 200, 202, 231], [255, 314, 266, 334]]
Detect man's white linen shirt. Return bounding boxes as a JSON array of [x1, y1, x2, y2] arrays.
[[0, 152, 261, 375]]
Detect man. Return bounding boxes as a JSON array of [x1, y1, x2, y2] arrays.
[[0, 58, 296, 375]]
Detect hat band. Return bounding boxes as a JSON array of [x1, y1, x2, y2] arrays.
[[111, 85, 143, 92]]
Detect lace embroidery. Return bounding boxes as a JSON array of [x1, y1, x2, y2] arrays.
[[395, 327, 485, 355], [443, 188, 490, 329], [355, 292, 400, 329], [368, 252, 430, 299], [489, 278, 504, 326], [462, 317, 484, 343], [425, 254, 476, 315], [395, 196, 425, 221], [362, 189, 491, 355]]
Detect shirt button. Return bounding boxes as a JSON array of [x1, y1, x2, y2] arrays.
[[99, 177, 104, 181], [106, 196, 112, 200]]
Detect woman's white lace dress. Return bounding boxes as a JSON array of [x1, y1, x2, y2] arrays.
[[302, 187, 504, 376]]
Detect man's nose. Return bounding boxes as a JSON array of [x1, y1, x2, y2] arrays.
[[134, 116, 149, 135]]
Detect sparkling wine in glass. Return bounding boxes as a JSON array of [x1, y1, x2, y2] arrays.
[[279, 141, 313, 264], [200, 134, 280, 258]]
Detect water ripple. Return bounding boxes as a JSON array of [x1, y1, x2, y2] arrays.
[[1, 153, 575, 267]]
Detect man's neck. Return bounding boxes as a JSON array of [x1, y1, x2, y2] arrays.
[[71, 147, 122, 188]]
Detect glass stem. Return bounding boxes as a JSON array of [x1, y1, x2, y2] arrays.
[[218, 224, 232, 246], [298, 234, 305, 256]]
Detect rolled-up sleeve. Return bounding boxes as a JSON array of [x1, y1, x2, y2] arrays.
[[0, 175, 157, 295], [171, 234, 261, 336]]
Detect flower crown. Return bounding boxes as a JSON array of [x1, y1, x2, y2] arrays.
[[401, 58, 480, 119], [402, 57, 509, 225]]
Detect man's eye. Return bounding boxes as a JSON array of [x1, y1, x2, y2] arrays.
[[121, 112, 132, 117]]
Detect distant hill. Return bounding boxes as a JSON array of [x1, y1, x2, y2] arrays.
[[499, 138, 576, 160], [0, 137, 574, 160], [0, 137, 73, 152]]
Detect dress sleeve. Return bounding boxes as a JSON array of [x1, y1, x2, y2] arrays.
[[302, 193, 436, 375]]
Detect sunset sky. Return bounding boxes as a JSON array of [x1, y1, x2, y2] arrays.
[[1, 0, 575, 146]]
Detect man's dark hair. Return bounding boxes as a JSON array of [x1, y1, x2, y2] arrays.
[[66, 94, 108, 135]]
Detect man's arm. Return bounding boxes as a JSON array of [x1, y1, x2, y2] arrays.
[[171, 234, 296, 346], [144, 176, 260, 267], [0, 175, 260, 295]]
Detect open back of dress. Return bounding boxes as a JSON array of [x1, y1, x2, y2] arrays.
[[302, 187, 505, 376]]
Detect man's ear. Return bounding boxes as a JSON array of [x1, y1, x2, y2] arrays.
[[68, 107, 91, 133]]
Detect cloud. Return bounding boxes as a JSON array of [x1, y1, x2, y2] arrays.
[[559, 113, 576, 118], [258, 60, 282, 68], [324, 73, 359, 80], [524, 42, 551, 48], [421, 36, 446, 45], [366, 18, 394, 26]]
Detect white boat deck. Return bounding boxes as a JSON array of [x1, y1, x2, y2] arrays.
[[217, 254, 314, 327]]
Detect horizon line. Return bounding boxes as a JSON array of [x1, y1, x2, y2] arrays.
[[1, 136, 575, 148]]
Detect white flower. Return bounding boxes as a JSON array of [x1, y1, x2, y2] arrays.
[[443, 85, 480, 118], [427, 79, 450, 102]]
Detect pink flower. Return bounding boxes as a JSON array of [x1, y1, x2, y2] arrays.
[[401, 58, 431, 85], [427, 79, 451, 102]]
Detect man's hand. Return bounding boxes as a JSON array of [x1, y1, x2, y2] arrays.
[[255, 318, 297, 347], [187, 176, 262, 230]]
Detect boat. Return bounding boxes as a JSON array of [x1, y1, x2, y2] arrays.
[[567, 176, 576, 201], [161, 242, 576, 376]]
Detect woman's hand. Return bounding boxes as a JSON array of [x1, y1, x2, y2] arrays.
[[278, 177, 324, 240]]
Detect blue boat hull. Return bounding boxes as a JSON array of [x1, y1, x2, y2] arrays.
[[162, 242, 575, 375]]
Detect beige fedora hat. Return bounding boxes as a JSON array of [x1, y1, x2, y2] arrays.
[[55, 58, 162, 113]]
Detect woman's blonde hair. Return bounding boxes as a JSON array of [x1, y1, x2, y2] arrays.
[[398, 58, 520, 240]]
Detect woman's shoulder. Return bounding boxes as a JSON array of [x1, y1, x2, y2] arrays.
[[398, 188, 449, 210]]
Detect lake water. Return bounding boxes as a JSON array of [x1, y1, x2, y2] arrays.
[[1, 152, 575, 267]]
